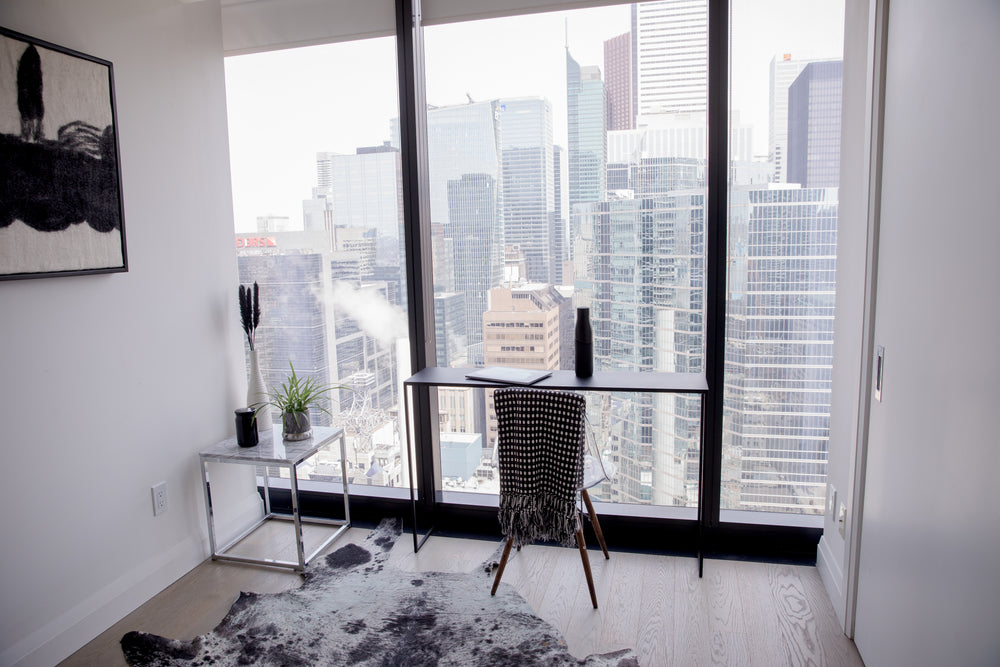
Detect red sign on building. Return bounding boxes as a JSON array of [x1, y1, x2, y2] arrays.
[[236, 236, 277, 249]]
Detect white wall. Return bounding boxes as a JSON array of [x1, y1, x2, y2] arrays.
[[0, 2, 259, 665], [852, 0, 1000, 664]]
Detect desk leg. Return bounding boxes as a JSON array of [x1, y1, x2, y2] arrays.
[[289, 464, 306, 571], [201, 459, 218, 558], [698, 523, 704, 577], [697, 394, 706, 578], [338, 431, 351, 526], [405, 384, 418, 552], [405, 383, 435, 552]]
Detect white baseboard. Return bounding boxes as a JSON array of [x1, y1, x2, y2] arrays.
[[4, 536, 203, 667], [7, 496, 263, 667], [816, 534, 848, 633]]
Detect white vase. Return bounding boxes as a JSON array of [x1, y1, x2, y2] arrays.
[[247, 349, 272, 433]]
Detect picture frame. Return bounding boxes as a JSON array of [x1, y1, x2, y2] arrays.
[[0, 26, 127, 281]]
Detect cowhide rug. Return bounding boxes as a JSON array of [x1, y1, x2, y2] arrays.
[[121, 518, 639, 666]]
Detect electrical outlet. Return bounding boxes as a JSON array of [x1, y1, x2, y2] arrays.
[[826, 484, 838, 517], [152, 482, 168, 516], [837, 501, 847, 537]]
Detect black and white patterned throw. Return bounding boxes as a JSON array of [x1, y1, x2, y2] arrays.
[[494, 387, 587, 548]]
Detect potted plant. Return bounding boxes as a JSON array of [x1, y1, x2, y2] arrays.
[[257, 362, 347, 441]]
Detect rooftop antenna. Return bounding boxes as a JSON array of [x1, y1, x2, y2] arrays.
[[565, 17, 569, 51]]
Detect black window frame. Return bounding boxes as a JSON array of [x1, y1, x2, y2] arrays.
[[264, 0, 824, 565]]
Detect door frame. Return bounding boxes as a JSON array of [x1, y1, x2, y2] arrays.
[[843, 0, 889, 638]]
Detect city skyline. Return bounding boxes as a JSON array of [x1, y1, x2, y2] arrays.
[[227, 0, 846, 514], [225, 1, 843, 232]]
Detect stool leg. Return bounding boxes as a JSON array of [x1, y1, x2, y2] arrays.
[[575, 514, 598, 609], [581, 489, 609, 560], [491, 537, 515, 596]]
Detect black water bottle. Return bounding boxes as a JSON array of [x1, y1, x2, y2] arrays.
[[575, 307, 593, 378]]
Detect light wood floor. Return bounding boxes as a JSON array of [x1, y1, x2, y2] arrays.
[[62, 521, 864, 666]]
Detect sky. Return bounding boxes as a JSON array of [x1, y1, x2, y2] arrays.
[[224, 1, 844, 233]]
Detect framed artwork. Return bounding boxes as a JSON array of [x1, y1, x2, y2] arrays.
[[0, 26, 127, 281]]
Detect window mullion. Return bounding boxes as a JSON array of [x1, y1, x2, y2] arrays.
[[396, 0, 440, 513], [701, 0, 729, 539]]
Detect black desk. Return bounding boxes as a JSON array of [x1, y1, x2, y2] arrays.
[[402, 367, 710, 572]]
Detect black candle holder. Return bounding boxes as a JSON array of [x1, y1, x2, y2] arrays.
[[235, 408, 259, 447]]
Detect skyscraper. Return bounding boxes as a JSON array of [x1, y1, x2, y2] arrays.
[[631, 0, 708, 120], [433, 291, 466, 368], [321, 145, 403, 267], [566, 49, 606, 240], [420, 100, 503, 227], [394, 101, 505, 366], [787, 61, 843, 189], [497, 97, 556, 284], [768, 55, 838, 183], [552, 144, 572, 284], [606, 112, 753, 169], [447, 172, 501, 366], [604, 31, 632, 131], [576, 191, 705, 505], [236, 232, 342, 427], [723, 185, 838, 514]]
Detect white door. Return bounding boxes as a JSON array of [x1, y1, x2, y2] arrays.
[[852, 1, 1000, 666]]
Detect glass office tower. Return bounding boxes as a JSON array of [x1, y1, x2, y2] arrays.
[[497, 97, 557, 285], [395, 101, 505, 366], [723, 186, 838, 514], [787, 61, 844, 189], [567, 49, 607, 239]]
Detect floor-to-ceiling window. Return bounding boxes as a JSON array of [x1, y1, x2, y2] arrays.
[[417, 6, 706, 513], [724, 1, 844, 520], [223, 0, 845, 550], [226, 36, 410, 494]]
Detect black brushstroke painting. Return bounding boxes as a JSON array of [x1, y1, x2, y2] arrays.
[[1, 26, 126, 279], [0, 125, 121, 233], [2, 43, 120, 233], [17, 44, 43, 142]]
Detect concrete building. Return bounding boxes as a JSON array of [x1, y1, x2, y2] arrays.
[[481, 283, 572, 452], [631, 0, 708, 119]]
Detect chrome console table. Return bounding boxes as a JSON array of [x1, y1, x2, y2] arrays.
[[199, 424, 350, 571]]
